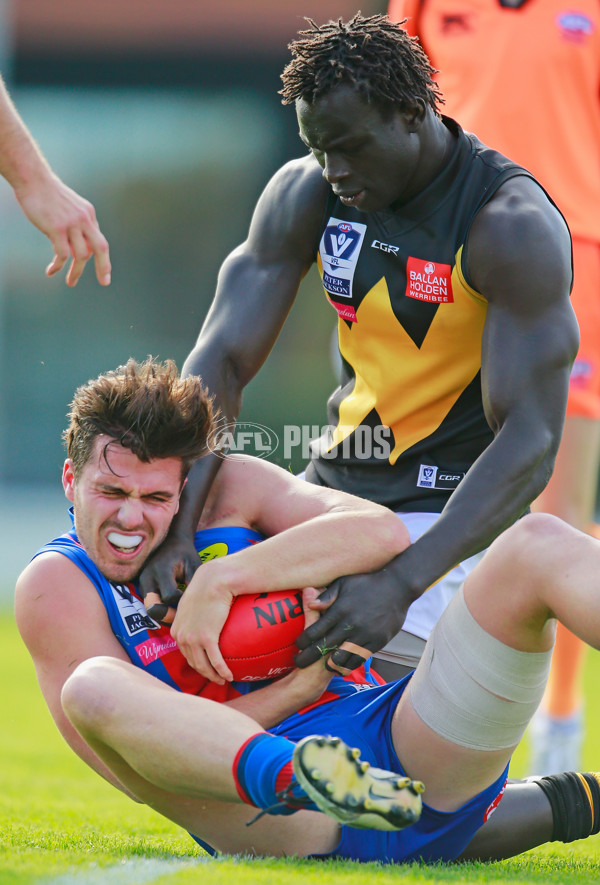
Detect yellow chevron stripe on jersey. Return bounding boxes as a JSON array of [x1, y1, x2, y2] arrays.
[[309, 122, 537, 509], [329, 246, 487, 465]]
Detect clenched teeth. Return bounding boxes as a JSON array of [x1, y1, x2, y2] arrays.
[[108, 531, 143, 551]]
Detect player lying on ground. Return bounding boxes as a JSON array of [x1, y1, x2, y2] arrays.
[[55, 514, 600, 863], [15, 359, 600, 863], [14, 356, 410, 788]]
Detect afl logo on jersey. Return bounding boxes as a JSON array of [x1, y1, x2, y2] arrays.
[[319, 217, 367, 302]]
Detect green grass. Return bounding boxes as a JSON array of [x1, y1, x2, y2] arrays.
[[2, 607, 600, 884]]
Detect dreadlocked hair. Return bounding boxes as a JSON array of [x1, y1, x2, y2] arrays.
[[280, 12, 443, 116], [64, 356, 215, 479]]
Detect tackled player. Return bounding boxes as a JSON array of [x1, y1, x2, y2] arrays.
[[14, 357, 600, 864]]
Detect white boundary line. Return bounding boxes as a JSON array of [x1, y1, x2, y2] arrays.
[[36, 856, 207, 885]]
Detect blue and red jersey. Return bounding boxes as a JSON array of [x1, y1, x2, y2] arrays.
[[33, 516, 382, 704]]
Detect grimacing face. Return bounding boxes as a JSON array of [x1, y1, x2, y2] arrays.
[[62, 436, 183, 583], [297, 84, 424, 213]]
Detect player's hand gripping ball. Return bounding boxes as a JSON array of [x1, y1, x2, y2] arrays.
[[219, 589, 305, 681]]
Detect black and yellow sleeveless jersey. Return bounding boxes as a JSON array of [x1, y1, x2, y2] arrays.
[[305, 119, 538, 512]]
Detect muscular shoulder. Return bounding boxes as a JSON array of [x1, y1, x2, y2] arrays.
[[200, 455, 286, 528], [247, 154, 329, 264], [204, 454, 396, 536], [467, 175, 572, 308], [265, 154, 328, 210], [15, 551, 108, 652], [16, 549, 85, 603], [474, 176, 570, 245]]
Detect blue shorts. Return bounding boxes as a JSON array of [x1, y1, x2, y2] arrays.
[[271, 676, 509, 863]]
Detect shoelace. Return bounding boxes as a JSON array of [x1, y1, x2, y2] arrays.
[[244, 780, 309, 826]]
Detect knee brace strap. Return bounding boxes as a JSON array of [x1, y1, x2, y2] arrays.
[[409, 586, 553, 751]]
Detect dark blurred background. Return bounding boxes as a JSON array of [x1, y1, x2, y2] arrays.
[[0, 0, 382, 582]]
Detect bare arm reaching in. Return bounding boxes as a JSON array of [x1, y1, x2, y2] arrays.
[[0, 74, 111, 286]]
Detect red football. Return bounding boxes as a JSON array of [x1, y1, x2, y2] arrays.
[[219, 589, 305, 682]]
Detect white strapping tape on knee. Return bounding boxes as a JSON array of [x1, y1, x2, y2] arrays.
[[409, 585, 553, 751]]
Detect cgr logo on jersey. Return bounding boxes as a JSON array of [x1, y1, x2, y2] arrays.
[[319, 217, 367, 313], [371, 239, 399, 256], [417, 464, 465, 491], [406, 257, 454, 304], [111, 582, 159, 636]]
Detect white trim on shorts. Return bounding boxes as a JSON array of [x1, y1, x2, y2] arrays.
[[376, 512, 487, 664]]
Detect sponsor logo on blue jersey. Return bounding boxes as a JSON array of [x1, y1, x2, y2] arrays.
[[111, 582, 159, 635]]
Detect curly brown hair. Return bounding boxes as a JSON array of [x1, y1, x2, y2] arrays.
[[64, 357, 214, 478], [280, 12, 442, 116]]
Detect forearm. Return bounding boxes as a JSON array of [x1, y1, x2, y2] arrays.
[[161, 318, 249, 543], [172, 324, 251, 538], [392, 422, 557, 600], [169, 454, 224, 539], [199, 506, 409, 599], [0, 78, 51, 190], [182, 245, 307, 409], [175, 262, 296, 535], [138, 319, 256, 599], [182, 328, 244, 426], [224, 665, 331, 729]]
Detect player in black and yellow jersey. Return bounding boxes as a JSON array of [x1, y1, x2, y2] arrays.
[[311, 126, 532, 512], [139, 13, 576, 682]]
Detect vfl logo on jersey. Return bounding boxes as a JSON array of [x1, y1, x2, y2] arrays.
[[406, 257, 453, 304], [417, 464, 465, 491], [111, 582, 159, 636], [417, 464, 437, 489], [320, 218, 367, 312]]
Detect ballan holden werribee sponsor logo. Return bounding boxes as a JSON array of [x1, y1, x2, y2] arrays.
[[207, 420, 279, 460], [406, 256, 454, 304]]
